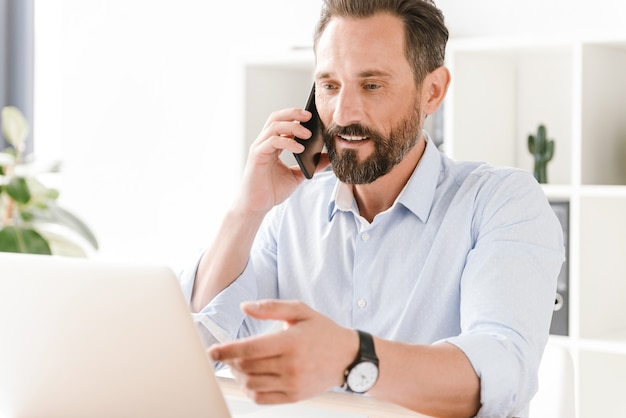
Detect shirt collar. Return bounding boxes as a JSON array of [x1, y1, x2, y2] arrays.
[[327, 131, 442, 223], [327, 181, 354, 221]]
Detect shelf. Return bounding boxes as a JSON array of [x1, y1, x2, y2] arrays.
[[541, 184, 573, 201], [578, 196, 626, 339], [445, 36, 626, 418], [578, 329, 626, 354], [444, 41, 574, 185], [581, 43, 626, 186], [578, 350, 626, 417], [542, 185, 626, 200], [579, 185, 626, 198]]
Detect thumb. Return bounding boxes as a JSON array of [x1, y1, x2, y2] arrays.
[[241, 299, 311, 324]]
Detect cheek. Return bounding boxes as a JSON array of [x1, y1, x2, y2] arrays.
[[314, 95, 334, 129]]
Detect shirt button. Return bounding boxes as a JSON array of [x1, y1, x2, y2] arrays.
[[361, 232, 370, 241], [357, 298, 367, 309]]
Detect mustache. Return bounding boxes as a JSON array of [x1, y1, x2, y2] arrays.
[[324, 123, 382, 139]]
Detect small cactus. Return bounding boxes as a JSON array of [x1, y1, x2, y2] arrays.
[[528, 124, 554, 184]]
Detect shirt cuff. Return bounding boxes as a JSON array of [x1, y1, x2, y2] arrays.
[[177, 253, 258, 346], [443, 333, 529, 418]]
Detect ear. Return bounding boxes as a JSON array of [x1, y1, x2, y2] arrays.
[[421, 66, 451, 115]]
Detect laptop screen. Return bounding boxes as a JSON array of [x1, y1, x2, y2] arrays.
[[0, 253, 231, 418]]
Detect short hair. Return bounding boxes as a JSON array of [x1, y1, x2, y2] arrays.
[[313, 0, 449, 85]]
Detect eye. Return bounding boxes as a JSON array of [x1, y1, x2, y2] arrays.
[[364, 83, 381, 91], [320, 83, 338, 91]]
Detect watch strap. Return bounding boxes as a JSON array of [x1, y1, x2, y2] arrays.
[[356, 330, 378, 363], [342, 330, 379, 392]]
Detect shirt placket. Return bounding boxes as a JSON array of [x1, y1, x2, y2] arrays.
[[352, 215, 374, 329]]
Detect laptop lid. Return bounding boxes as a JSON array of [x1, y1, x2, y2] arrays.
[[0, 253, 231, 418]]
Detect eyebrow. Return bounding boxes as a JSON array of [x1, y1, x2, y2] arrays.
[[315, 69, 393, 80], [357, 70, 392, 78]]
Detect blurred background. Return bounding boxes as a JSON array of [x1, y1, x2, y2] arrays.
[[2, 0, 624, 271]]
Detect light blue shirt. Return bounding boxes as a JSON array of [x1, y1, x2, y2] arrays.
[[178, 136, 565, 418]]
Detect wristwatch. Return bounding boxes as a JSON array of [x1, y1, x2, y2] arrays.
[[343, 330, 379, 393]]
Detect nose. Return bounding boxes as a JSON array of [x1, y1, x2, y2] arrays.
[[332, 86, 365, 127]]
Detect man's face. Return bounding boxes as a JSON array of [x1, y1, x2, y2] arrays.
[[314, 12, 423, 184]]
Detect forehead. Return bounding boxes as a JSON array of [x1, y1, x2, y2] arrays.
[[314, 12, 412, 80]]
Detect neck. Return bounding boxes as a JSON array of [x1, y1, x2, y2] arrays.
[[352, 136, 426, 223]]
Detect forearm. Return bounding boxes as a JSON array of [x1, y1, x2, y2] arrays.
[[208, 302, 481, 416], [370, 340, 480, 418], [190, 205, 266, 312]]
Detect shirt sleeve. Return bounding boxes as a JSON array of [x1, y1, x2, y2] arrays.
[[441, 169, 565, 417], [176, 247, 257, 348], [176, 209, 283, 347]]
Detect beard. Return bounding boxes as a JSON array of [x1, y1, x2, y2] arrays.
[[323, 97, 423, 185]]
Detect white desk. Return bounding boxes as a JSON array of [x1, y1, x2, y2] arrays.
[[217, 376, 431, 418]]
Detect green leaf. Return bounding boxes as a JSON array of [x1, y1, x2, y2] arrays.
[[6, 177, 31, 203], [19, 210, 35, 222], [0, 225, 52, 255], [1, 106, 29, 148], [36, 226, 91, 258], [25, 177, 59, 204]]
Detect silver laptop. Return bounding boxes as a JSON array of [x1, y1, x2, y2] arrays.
[[0, 253, 231, 418], [0, 253, 368, 418]]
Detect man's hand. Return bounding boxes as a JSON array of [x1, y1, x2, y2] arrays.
[[191, 109, 330, 312], [208, 300, 358, 404], [237, 108, 331, 215]]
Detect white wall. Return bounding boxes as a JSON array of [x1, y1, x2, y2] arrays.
[[438, 0, 626, 39], [33, 0, 625, 270], [33, 0, 322, 270]]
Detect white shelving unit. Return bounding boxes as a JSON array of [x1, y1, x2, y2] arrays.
[[445, 36, 626, 418], [242, 35, 626, 417]]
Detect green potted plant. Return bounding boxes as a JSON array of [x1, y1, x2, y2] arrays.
[[0, 106, 98, 256]]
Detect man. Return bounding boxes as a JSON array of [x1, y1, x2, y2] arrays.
[[178, 1, 565, 417]]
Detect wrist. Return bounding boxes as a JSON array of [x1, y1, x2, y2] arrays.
[[337, 329, 360, 387], [342, 330, 380, 393], [228, 200, 269, 221]]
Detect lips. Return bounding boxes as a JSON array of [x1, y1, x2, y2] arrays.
[[326, 124, 376, 147]]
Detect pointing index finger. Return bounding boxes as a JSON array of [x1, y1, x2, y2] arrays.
[[208, 332, 284, 363]]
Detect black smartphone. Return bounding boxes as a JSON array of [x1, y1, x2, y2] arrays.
[[293, 84, 324, 179]]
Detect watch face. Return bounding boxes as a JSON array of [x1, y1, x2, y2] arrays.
[[346, 361, 379, 393]]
